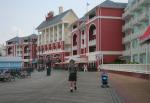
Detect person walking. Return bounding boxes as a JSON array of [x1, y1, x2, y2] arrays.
[[68, 59, 77, 92]]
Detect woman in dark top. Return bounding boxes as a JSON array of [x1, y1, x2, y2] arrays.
[[68, 59, 77, 92]]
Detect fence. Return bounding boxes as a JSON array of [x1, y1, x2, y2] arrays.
[[101, 64, 150, 74]]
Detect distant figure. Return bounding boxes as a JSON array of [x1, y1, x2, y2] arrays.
[[46, 55, 52, 76], [38, 56, 44, 71], [83, 64, 88, 72], [68, 59, 77, 92]]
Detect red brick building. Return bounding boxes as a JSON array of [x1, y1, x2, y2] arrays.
[[6, 34, 37, 68], [70, 0, 127, 70]]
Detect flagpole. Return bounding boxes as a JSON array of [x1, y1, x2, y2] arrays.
[[85, 0, 89, 12]]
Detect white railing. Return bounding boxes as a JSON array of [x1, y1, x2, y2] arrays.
[[138, 12, 148, 22], [72, 45, 77, 50], [101, 64, 150, 74], [89, 39, 96, 46], [122, 49, 131, 56], [122, 34, 131, 43]]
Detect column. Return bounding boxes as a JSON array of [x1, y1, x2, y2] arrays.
[[53, 26, 55, 42], [44, 29, 47, 45], [130, 41, 133, 62], [41, 31, 43, 45], [57, 24, 59, 41], [62, 23, 64, 41], [49, 27, 51, 43]]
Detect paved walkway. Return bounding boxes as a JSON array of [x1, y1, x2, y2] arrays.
[[0, 70, 122, 103], [109, 73, 150, 103]]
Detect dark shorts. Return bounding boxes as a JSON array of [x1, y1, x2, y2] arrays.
[[68, 73, 77, 81]]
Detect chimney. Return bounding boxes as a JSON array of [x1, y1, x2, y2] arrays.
[[46, 11, 54, 21], [59, 6, 63, 14]]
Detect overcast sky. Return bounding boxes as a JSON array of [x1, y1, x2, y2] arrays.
[[0, 0, 128, 44]]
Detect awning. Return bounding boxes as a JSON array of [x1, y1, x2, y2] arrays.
[[139, 26, 150, 43]]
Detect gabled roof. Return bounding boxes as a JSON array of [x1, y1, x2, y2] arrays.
[[6, 34, 37, 44], [36, 9, 74, 30], [98, 0, 127, 9], [85, 0, 127, 16], [6, 36, 20, 43]]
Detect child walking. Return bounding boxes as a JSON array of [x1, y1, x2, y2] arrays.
[[68, 59, 77, 92]]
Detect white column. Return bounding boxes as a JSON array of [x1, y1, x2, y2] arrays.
[[57, 24, 59, 41], [62, 23, 64, 41], [53, 26, 55, 42], [146, 44, 148, 64], [44, 29, 47, 44], [49, 27, 51, 43], [37, 33, 39, 46], [41, 31, 43, 45], [130, 41, 133, 62]]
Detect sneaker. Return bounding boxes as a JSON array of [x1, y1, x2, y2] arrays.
[[70, 89, 73, 92], [74, 86, 77, 90]]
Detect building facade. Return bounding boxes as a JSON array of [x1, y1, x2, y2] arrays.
[[36, 8, 78, 63], [6, 34, 37, 68], [70, 0, 126, 70], [122, 0, 150, 64]]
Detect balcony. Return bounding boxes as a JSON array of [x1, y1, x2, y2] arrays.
[[122, 49, 131, 56], [139, 0, 150, 6], [131, 48, 139, 54], [131, 1, 140, 12], [122, 21, 133, 32], [132, 17, 141, 26], [122, 10, 133, 19], [122, 34, 131, 43], [89, 39, 96, 46], [24, 53, 30, 56], [131, 33, 139, 40], [140, 44, 147, 52], [72, 45, 77, 50], [138, 12, 148, 22]]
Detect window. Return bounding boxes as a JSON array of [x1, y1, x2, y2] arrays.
[[140, 53, 146, 64], [132, 54, 138, 63], [89, 12, 96, 19]]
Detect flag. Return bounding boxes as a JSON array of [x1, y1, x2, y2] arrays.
[[87, 2, 90, 6]]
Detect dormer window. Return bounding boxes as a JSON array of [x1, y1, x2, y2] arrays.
[[72, 24, 77, 30], [89, 11, 96, 20]]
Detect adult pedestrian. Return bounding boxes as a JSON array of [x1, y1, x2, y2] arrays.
[[38, 56, 44, 71], [46, 55, 52, 76], [68, 59, 77, 92]]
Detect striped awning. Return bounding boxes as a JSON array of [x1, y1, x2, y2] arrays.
[[139, 26, 150, 43]]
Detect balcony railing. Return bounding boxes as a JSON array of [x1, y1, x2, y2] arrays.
[[122, 9, 133, 19], [132, 17, 141, 26], [122, 34, 131, 43], [72, 45, 77, 50], [89, 39, 96, 46], [138, 12, 148, 22], [131, 1, 139, 12], [122, 49, 131, 56], [122, 21, 133, 32], [89, 35, 96, 41], [138, 0, 150, 6]]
